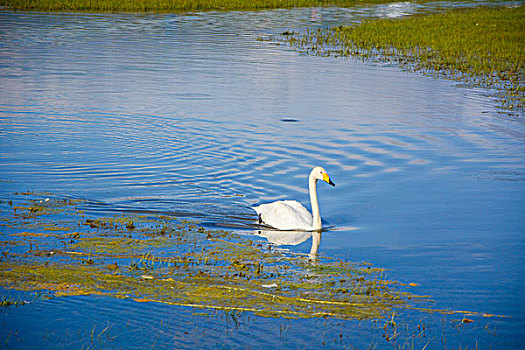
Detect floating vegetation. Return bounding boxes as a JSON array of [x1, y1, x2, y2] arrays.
[[0, 296, 28, 308], [0, 190, 499, 341], [1, 0, 416, 13], [282, 5, 525, 113]]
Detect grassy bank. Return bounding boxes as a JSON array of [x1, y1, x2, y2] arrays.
[[285, 5, 525, 112], [0, 0, 409, 12]]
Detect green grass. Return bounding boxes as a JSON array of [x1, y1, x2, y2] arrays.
[[0, 0, 411, 13], [285, 5, 525, 112]]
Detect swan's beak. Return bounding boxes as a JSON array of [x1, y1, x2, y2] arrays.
[[323, 173, 335, 186]]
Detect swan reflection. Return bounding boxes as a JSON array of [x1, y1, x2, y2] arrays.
[[309, 231, 321, 259], [253, 229, 322, 260]]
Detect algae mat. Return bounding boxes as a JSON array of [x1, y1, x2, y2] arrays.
[[0, 192, 496, 336]]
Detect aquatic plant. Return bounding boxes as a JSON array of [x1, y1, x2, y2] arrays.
[[0, 296, 28, 307], [0, 191, 501, 350], [1, 0, 418, 13], [283, 5, 525, 113]]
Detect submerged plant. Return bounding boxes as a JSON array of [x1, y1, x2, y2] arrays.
[[0, 296, 28, 308], [0, 191, 498, 335]]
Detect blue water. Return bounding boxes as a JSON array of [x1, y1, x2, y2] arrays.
[[1, 3, 524, 349]]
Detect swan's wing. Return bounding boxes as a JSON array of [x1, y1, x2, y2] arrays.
[[253, 200, 313, 230]]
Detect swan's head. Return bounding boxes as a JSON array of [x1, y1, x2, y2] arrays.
[[311, 166, 335, 186]]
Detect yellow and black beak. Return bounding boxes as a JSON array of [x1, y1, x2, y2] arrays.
[[323, 173, 335, 187]]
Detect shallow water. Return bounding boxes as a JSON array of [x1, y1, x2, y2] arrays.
[[0, 2, 524, 349]]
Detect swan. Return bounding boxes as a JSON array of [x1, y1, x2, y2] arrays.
[[253, 166, 335, 231]]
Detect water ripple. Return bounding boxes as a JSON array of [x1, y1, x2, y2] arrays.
[[1, 5, 523, 226], [1, 5, 524, 348]]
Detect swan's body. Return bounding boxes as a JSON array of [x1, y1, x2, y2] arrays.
[[253, 166, 335, 231], [254, 200, 314, 231]]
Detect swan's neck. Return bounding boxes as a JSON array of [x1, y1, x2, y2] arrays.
[[309, 175, 321, 230]]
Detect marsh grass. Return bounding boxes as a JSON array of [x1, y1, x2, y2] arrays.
[[0, 192, 501, 347], [284, 5, 525, 113], [0, 193, 412, 318], [1, 0, 409, 13]]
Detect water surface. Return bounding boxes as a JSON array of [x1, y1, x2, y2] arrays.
[[0, 3, 524, 349]]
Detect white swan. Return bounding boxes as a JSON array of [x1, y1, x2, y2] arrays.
[[253, 166, 335, 231]]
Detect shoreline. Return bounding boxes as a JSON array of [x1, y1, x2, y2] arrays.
[[0, 0, 417, 13], [283, 5, 524, 114]]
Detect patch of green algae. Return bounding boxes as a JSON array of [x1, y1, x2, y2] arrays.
[[0, 192, 494, 322]]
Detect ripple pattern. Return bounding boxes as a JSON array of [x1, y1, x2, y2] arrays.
[[1, 8, 523, 227]]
